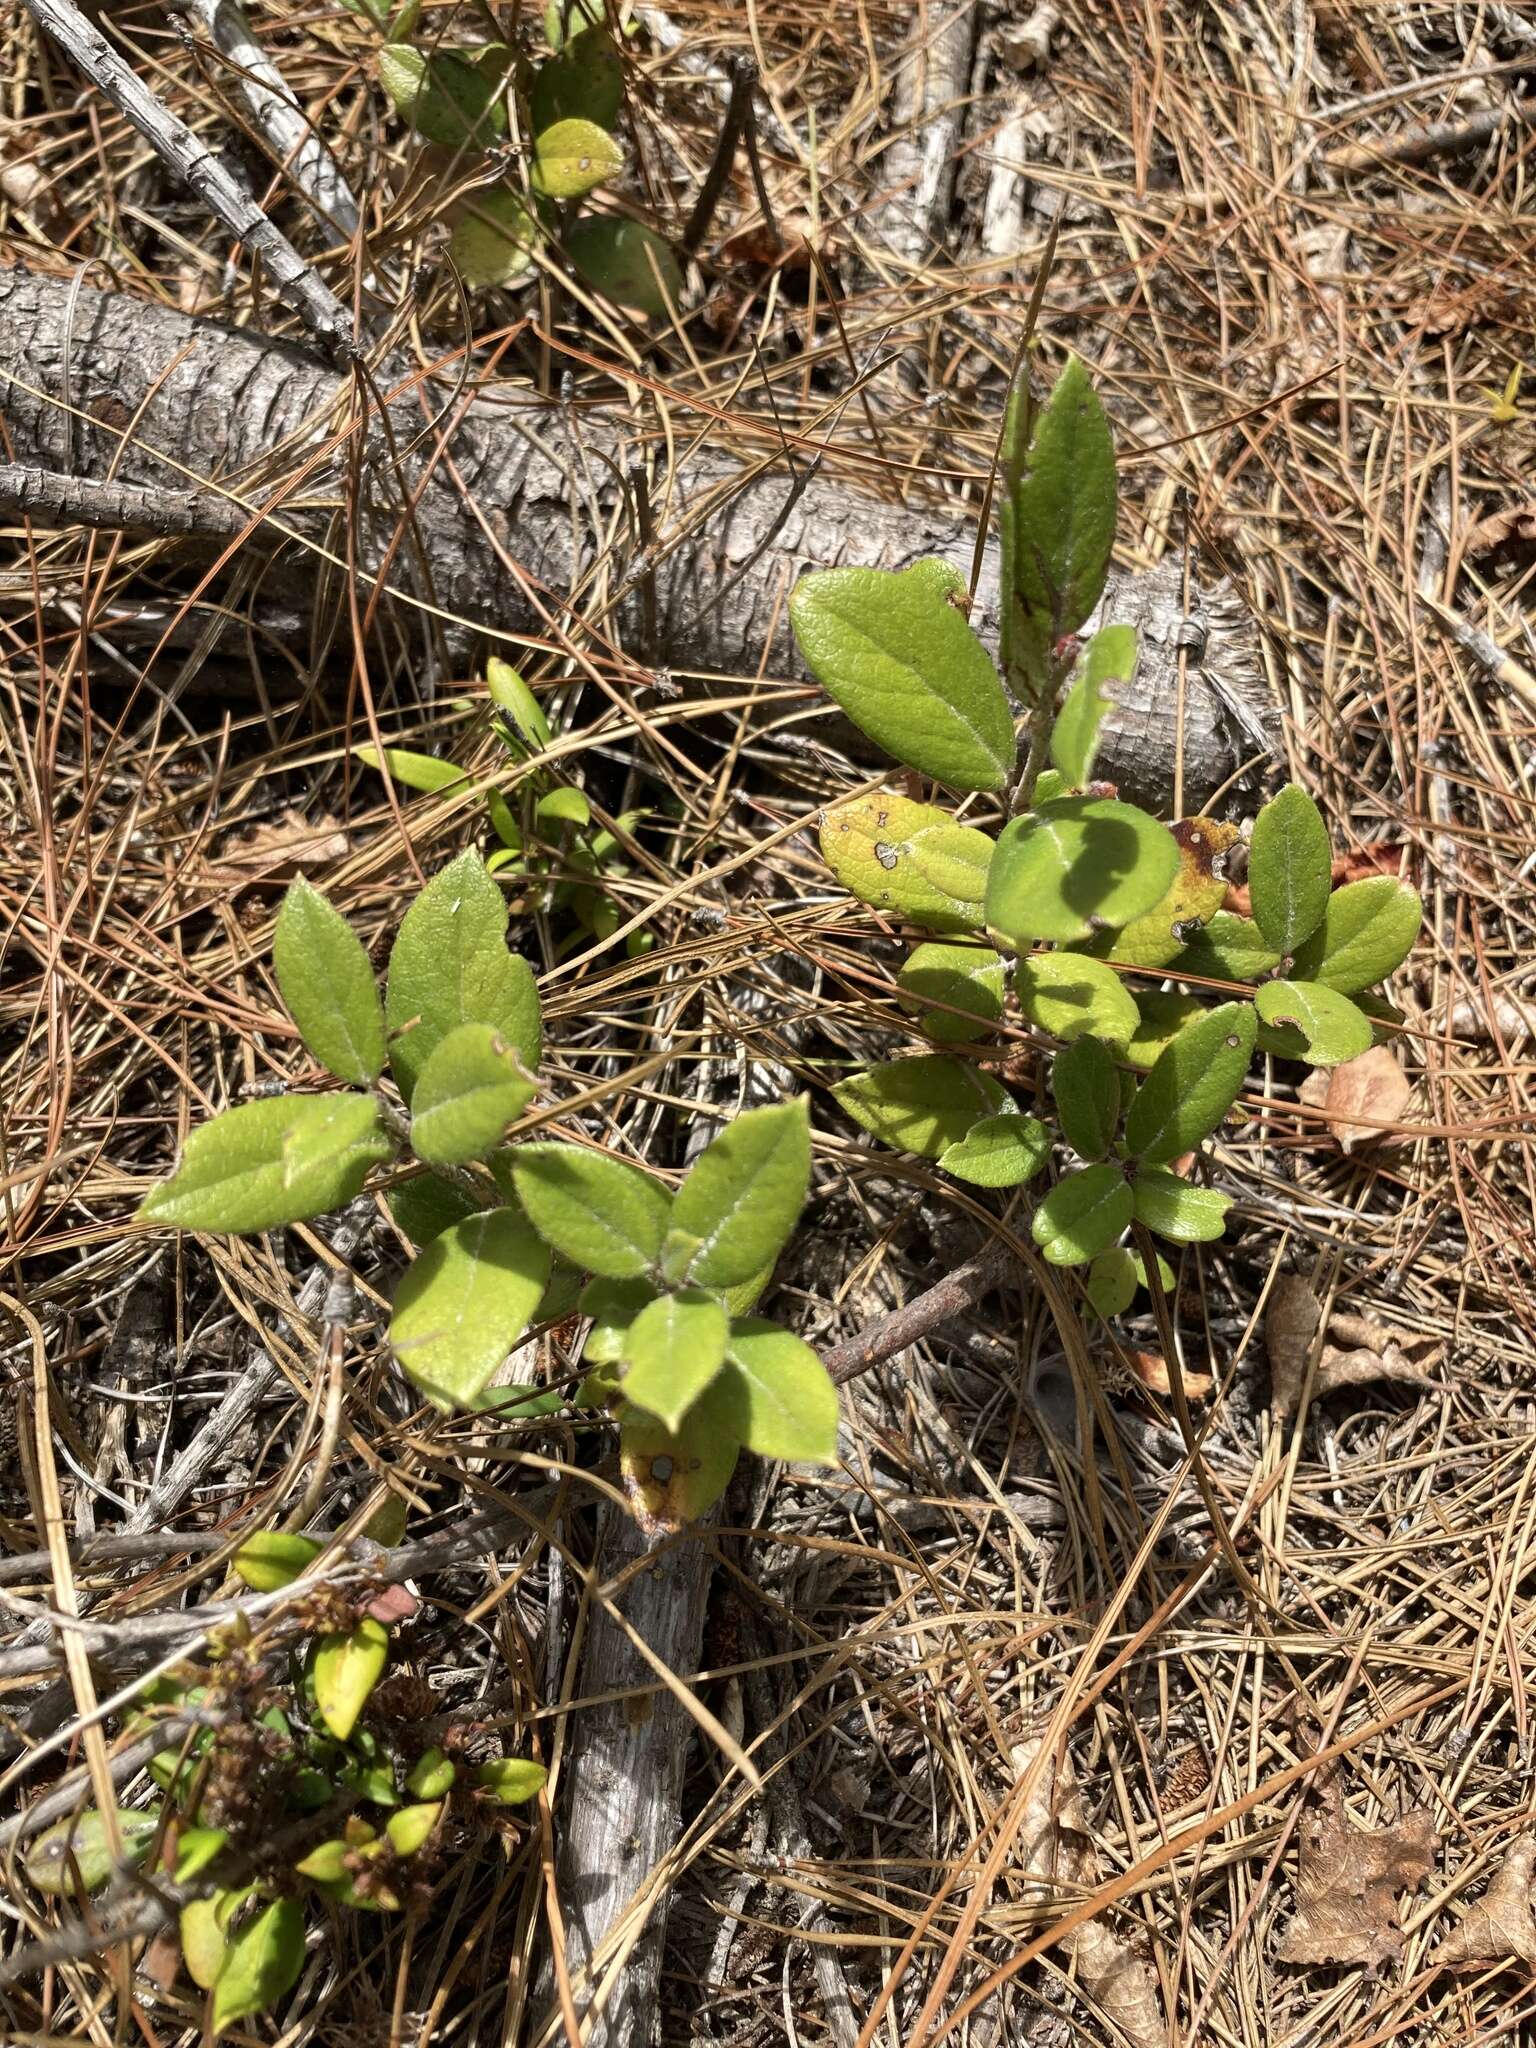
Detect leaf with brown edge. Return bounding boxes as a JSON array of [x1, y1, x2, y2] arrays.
[[1277, 1771, 1438, 1972], [1095, 817, 1241, 969], [1435, 1836, 1536, 1970], [1298, 1045, 1411, 1153]]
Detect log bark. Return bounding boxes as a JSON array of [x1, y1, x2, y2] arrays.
[[0, 265, 1274, 808]]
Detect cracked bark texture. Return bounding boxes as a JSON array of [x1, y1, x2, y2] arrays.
[[0, 265, 1275, 808]]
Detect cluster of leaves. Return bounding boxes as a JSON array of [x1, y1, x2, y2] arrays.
[[139, 843, 837, 1524], [370, 0, 681, 314], [27, 1533, 543, 2028], [790, 355, 1420, 1288], [358, 658, 655, 961]]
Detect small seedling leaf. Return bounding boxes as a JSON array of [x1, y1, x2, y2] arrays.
[[390, 1207, 550, 1409], [313, 1617, 389, 1741], [531, 117, 623, 198], [1123, 1000, 1255, 1163], [819, 794, 993, 933], [789, 564, 1015, 791], [1051, 1035, 1121, 1160], [568, 217, 681, 317], [409, 1022, 535, 1165], [986, 796, 1181, 946], [354, 744, 468, 797], [834, 1055, 1012, 1159], [233, 1531, 321, 1592], [671, 1099, 811, 1289], [580, 1274, 657, 1363], [475, 1757, 548, 1805], [273, 879, 387, 1085], [138, 1093, 390, 1235], [1031, 1165, 1134, 1266], [621, 1289, 728, 1429], [487, 657, 551, 749], [211, 1897, 306, 2030], [937, 1112, 1050, 1187], [1015, 948, 1139, 1050], [1131, 1167, 1230, 1243], [897, 942, 1005, 1043], [1255, 980, 1373, 1066], [1248, 783, 1331, 955], [718, 1320, 838, 1462], [1290, 876, 1421, 993], [513, 1142, 673, 1278], [1050, 624, 1136, 788], [406, 1750, 456, 1799], [385, 1803, 441, 1857]]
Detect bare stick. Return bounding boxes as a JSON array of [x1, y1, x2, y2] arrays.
[[0, 461, 246, 540], [20, 0, 353, 353], [823, 1243, 1012, 1386]]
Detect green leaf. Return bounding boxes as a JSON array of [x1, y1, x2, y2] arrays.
[[1050, 624, 1136, 788], [568, 217, 681, 317], [25, 1809, 159, 1895], [376, 44, 506, 147], [1248, 783, 1331, 955], [313, 1617, 389, 1741], [718, 1320, 838, 1462], [1131, 1167, 1230, 1243], [580, 1274, 656, 1363], [180, 1896, 232, 1991], [1085, 1246, 1138, 1318], [1173, 910, 1281, 984], [833, 1055, 1012, 1159], [1126, 990, 1205, 1070], [532, 24, 622, 127], [1000, 355, 1118, 700], [671, 1099, 810, 1290], [487, 657, 551, 750], [1290, 876, 1421, 993], [1255, 980, 1373, 1066], [987, 796, 1181, 947], [819, 794, 993, 933], [621, 1289, 728, 1429], [175, 1827, 230, 1884], [233, 1531, 321, 1592], [406, 1749, 456, 1799], [1051, 1036, 1121, 1160], [1101, 816, 1241, 970], [1015, 949, 1139, 1050], [619, 1376, 740, 1528], [513, 1142, 672, 1278], [273, 880, 386, 1086], [138, 1093, 389, 1234], [937, 1112, 1049, 1187], [1031, 1165, 1133, 1267], [535, 786, 591, 828], [211, 1897, 306, 2031], [475, 1757, 548, 1805], [450, 186, 539, 287], [897, 942, 1005, 1043], [531, 117, 622, 198], [390, 1208, 550, 1408], [410, 1022, 535, 1166], [1123, 1001, 1256, 1163], [354, 743, 468, 797], [789, 564, 1015, 791], [385, 1803, 441, 1857], [544, 0, 604, 46], [388, 1172, 481, 1247], [385, 850, 541, 1103]]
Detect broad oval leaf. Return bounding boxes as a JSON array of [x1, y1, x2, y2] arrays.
[[513, 1142, 672, 1279], [834, 1055, 1011, 1159], [718, 1320, 838, 1462], [1248, 783, 1331, 955], [138, 1093, 390, 1235], [1015, 949, 1138, 1050], [1031, 1164, 1133, 1267], [1001, 355, 1118, 699], [390, 1207, 550, 1408], [1290, 876, 1421, 993], [233, 1531, 320, 1592], [789, 563, 1015, 791], [938, 1112, 1049, 1187], [1173, 909, 1281, 984], [621, 1290, 728, 1430], [532, 117, 623, 197], [1126, 989, 1205, 1070], [180, 1895, 231, 1991], [1085, 1246, 1138, 1319], [1099, 817, 1241, 969], [388, 1172, 481, 1247], [377, 44, 506, 147], [568, 216, 681, 316], [820, 793, 993, 933], [385, 1803, 442, 1857], [313, 1617, 389, 1741], [580, 1273, 657, 1364], [531, 24, 622, 127], [671, 1099, 810, 1290], [211, 1896, 307, 2031], [620, 1377, 740, 1531], [1123, 1001, 1256, 1164], [898, 942, 1004, 1043], [1049, 624, 1136, 788], [987, 795, 1181, 947], [475, 1757, 548, 1805], [385, 849, 541, 1103], [410, 1022, 535, 1165], [25, 1808, 159, 1895], [1255, 980, 1372, 1067], [450, 186, 538, 287], [407, 1750, 457, 1800], [1051, 1035, 1121, 1160], [1131, 1167, 1231, 1243], [274, 879, 386, 1085]]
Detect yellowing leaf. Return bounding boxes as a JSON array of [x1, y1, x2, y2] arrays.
[[820, 793, 993, 933], [1104, 817, 1240, 969]]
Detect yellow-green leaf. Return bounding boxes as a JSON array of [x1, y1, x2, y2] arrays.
[[409, 1021, 535, 1165], [313, 1617, 390, 1741], [620, 1376, 740, 1529], [531, 117, 623, 198], [513, 1141, 672, 1278], [937, 1112, 1049, 1187], [274, 879, 387, 1085], [233, 1530, 321, 1592], [1015, 949, 1138, 1050], [450, 187, 539, 287], [718, 1319, 838, 1463], [1289, 876, 1421, 993], [138, 1093, 390, 1235], [211, 1897, 306, 2030], [1100, 817, 1241, 970], [820, 793, 993, 934], [1131, 1167, 1230, 1243], [377, 44, 507, 148], [474, 1757, 548, 1805], [621, 1290, 728, 1430], [1255, 980, 1372, 1066], [834, 1055, 1012, 1159]]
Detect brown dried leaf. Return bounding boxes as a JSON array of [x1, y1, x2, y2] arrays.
[[1278, 1773, 1439, 1972], [1298, 1045, 1411, 1153], [1463, 502, 1536, 560], [1266, 1271, 1323, 1418], [1013, 1735, 1164, 2047], [1435, 1836, 1536, 1970], [1313, 1342, 1434, 1402], [1125, 1349, 1214, 1402]]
